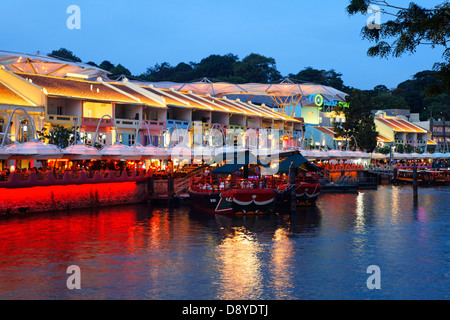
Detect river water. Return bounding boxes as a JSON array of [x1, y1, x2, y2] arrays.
[[0, 185, 449, 300]]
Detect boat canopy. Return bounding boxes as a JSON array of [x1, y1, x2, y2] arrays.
[[277, 152, 322, 173], [212, 151, 269, 174]]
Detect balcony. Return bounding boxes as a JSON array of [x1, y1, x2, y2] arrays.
[[114, 119, 166, 131], [166, 119, 190, 129], [81, 117, 113, 128], [45, 115, 79, 126]]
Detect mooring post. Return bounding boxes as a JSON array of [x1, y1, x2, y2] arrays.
[[147, 176, 154, 199], [168, 175, 174, 199], [289, 161, 296, 214], [412, 161, 418, 202]]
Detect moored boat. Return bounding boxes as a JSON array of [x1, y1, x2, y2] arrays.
[[396, 168, 450, 185], [188, 174, 277, 215]]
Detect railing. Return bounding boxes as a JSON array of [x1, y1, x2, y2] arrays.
[[46, 115, 78, 125], [190, 176, 277, 193], [82, 117, 113, 127], [0, 169, 149, 188], [321, 164, 366, 172]]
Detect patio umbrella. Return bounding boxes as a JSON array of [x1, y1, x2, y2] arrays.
[[170, 144, 193, 161], [62, 142, 101, 160], [0, 146, 10, 160], [5, 140, 62, 159], [136, 144, 169, 160], [371, 152, 388, 160], [99, 142, 141, 160]]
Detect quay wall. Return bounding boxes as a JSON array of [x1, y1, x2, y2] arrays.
[[0, 181, 149, 215]]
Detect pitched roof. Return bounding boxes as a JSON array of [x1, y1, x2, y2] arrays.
[[375, 117, 428, 133], [107, 83, 166, 108], [0, 82, 34, 106], [140, 86, 191, 108], [14, 72, 145, 104], [377, 134, 393, 143], [313, 126, 346, 140]]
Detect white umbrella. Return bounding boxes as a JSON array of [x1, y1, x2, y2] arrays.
[[371, 152, 388, 160], [326, 149, 344, 159], [0, 146, 9, 160], [211, 145, 247, 161], [136, 144, 169, 160], [419, 152, 434, 159], [358, 151, 371, 159], [62, 142, 101, 160], [299, 149, 315, 159], [393, 152, 411, 160], [409, 152, 423, 160], [170, 144, 193, 161], [5, 140, 62, 159], [431, 152, 446, 159], [313, 150, 329, 159], [99, 142, 141, 160], [339, 150, 358, 159]]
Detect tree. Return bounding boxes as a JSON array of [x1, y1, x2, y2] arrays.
[[37, 125, 74, 149], [109, 64, 132, 77], [139, 62, 177, 82], [99, 60, 115, 72], [370, 92, 409, 110], [192, 54, 239, 81], [333, 89, 378, 152], [48, 48, 82, 62], [290, 67, 351, 92], [233, 53, 281, 83], [373, 84, 388, 92], [422, 93, 450, 120], [346, 1, 450, 95]]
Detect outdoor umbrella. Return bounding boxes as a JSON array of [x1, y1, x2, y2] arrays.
[[5, 140, 62, 159], [99, 142, 141, 160], [62, 142, 101, 160]]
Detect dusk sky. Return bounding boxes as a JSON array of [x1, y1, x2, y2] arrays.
[[1, 0, 445, 90]]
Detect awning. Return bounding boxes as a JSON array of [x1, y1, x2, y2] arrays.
[[277, 152, 322, 173]]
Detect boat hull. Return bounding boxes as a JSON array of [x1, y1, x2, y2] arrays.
[[188, 188, 276, 215], [188, 189, 221, 214], [218, 189, 276, 215], [276, 182, 322, 206]]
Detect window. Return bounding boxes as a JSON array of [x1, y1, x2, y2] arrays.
[[129, 134, 135, 146], [57, 106, 63, 115], [18, 119, 28, 142]]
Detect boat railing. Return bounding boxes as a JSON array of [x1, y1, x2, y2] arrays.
[[323, 164, 365, 172], [189, 175, 277, 193]]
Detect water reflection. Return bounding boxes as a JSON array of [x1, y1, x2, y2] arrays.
[[0, 185, 448, 299], [214, 226, 264, 299], [270, 227, 295, 299]]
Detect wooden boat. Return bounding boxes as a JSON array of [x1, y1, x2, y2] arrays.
[[276, 173, 322, 206], [188, 150, 323, 214], [396, 169, 449, 185], [188, 175, 277, 215]]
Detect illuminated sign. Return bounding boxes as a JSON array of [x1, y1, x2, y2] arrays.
[[309, 94, 349, 108]]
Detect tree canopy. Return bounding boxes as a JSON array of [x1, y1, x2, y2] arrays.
[[333, 89, 378, 152]]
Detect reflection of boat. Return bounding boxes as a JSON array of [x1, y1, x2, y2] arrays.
[[396, 169, 450, 185], [188, 151, 322, 215]]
